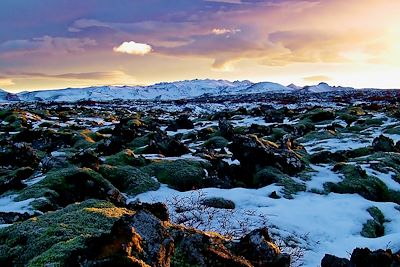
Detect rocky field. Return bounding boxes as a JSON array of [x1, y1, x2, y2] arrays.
[[1, 92, 400, 266]]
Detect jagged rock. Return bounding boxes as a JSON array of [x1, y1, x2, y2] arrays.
[[321, 248, 400, 267], [201, 197, 236, 209], [163, 139, 190, 157], [321, 254, 350, 267], [219, 119, 235, 140], [0, 167, 33, 194], [166, 114, 194, 131], [237, 228, 291, 267], [127, 201, 170, 221], [0, 211, 34, 224], [309, 150, 347, 164], [0, 142, 39, 168], [269, 191, 281, 199], [70, 149, 100, 170], [350, 248, 399, 267], [372, 135, 395, 152]]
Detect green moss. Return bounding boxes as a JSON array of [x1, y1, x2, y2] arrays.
[[361, 206, 386, 238], [267, 128, 288, 142], [384, 126, 400, 135], [326, 163, 400, 204], [104, 149, 147, 166], [254, 166, 306, 198], [337, 112, 358, 125], [302, 109, 335, 123], [300, 130, 335, 143], [99, 164, 160, 195], [15, 167, 118, 207], [141, 160, 210, 191], [203, 136, 229, 149], [129, 135, 152, 148], [171, 247, 201, 267], [0, 200, 133, 266]]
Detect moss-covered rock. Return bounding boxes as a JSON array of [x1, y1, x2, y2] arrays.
[[326, 163, 400, 204], [104, 149, 147, 166], [16, 167, 126, 209], [99, 164, 160, 195], [141, 160, 210, 191], [201, 197, 235, 209], [0, 200, 133, 266], [361, 207, 386, 238], [302, 109, 335, 123], [203, 136, 229, 149], [254, 166, 306, 198]]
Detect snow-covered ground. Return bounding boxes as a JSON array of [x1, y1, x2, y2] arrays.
[[131, 183, 400, 267]]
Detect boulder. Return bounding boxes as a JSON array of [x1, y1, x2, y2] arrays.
[[201, 197, 236, 209], [237, 228, 291, 267], [321, 254, 350, 267], [372, 135, 395, 152]]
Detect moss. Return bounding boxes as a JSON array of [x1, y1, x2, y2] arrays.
[[300, 130, 335, 143], [104, 149, 147, 167], [201, 197, 235, 209], [254, 166, 306, 198], [384, 126, 400, 135], [267, 128, 288, 142], [326, 163, 400, 204], [99, 164, 160, 195], [15, 166, 119, 208], [171, 247, 201, 267], [344, 147, 373, 159], [361, 206, 386, 238], [0, 200, 133, 266], [129, 135, 151, 148], [203, 136, 229, 149], [337, 112, 358, 125], [141, 160, 210, 191], [302, 109, 335, 123]]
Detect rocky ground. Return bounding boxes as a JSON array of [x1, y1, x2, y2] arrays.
[[1, 92, 400, 266]]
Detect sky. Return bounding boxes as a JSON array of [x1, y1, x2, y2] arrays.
[[0, 0, 399, 92]]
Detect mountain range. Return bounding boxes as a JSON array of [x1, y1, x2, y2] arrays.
[[0, 79, 395, 102]]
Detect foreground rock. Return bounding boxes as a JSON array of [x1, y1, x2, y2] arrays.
[[0, 200, 290, 267], [321, 247, 400, 267]]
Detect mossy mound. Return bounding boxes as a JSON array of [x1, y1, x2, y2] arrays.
[[141, 160, 210, 191], [361, 207, 386, 238], [104, 149, 147, 167], [326, 164, 400, 204], [0, 200, 133, 266], [254, 166, 306, 198], [15, 166, 125, 210], [202, 136, 229, 149], [99, 164, 160, 195], [302, 109, 335, 123]]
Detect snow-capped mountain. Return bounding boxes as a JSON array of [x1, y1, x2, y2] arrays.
[[0, 79, 384, 103], [301, 82, 354, 93]]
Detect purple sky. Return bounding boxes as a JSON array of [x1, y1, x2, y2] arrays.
[[0, 0, 399, 91]]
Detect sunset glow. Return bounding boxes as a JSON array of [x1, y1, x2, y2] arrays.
[[0, 0, 399, 91]]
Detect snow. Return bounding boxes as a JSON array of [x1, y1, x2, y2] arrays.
[[3, 79, 295, 102], [360, 164, 400, 191], [130, 183, 400, 267], [0, 195, 36, 214], [306, 164, 343, 191], [302, 136, 370, 154]]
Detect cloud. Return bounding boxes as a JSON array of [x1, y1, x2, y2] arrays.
[[113, 41, 152, 55], [205, 0, 243, 4], [212, 28, 241, 35], [303, 75, 332, 83], [4, 70, 133, 81], [0, 36, 97, 56], [0, 78, 14, 86]]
